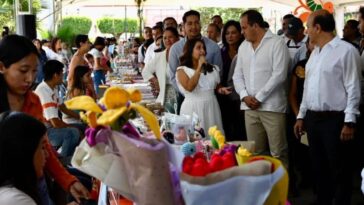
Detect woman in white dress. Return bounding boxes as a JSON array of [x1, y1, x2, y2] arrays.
[[176, 39, 229, 134], [142, 27, 180, 113]]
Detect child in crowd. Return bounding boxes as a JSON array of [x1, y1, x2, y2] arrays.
[[85, 53, 95, 70], [63, 65, 92, 133]]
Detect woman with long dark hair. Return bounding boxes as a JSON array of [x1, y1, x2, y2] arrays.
[[218, 20, 245, 141], [0, 35, 89, 204], [63, 65, 91, 130], [32, 39, 48, 84], [0, 111, 47, 205], [142, 27, 180, 113], [68, 65, 92, 98], [176, 38, 224, 133]]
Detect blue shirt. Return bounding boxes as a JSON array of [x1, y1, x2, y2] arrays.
[[35, 50, 48, 84], [168, 36, 223, 93]]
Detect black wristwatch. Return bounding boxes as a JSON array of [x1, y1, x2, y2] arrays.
[[344, 122, 356, 128]]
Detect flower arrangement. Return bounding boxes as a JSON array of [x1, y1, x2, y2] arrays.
[[65, 86, 161, 146]]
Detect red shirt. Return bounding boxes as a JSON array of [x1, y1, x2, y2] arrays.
[[22, 91, 78, 191]]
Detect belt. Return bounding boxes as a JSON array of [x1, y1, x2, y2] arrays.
[[306, 110, 343, 118]]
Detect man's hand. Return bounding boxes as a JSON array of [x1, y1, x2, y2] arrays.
[[219, 86, 233, 95], [243, 96, 260, 110], [69, 181, 90, 203], [294, 119, 305, 139], [341, 124, 354, 141]]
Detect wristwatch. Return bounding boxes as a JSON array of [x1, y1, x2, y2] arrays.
[[344, 122, 355, 128]]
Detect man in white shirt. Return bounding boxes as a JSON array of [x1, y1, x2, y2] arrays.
[[35, 60, 80, 158], [278, 14, 294, 43], [211, 15, 223, 44], [285, 17, 307, 71], [143, 25, 163, 65], [206, 23, 220, 43], [206, 23, 223, 48], [233, 10, 290, 168], [294, 10, 361, 205], [138, 27, 153, 67], [163, 17, 178, 29]]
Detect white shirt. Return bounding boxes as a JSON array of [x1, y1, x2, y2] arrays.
[[43, 46, 63, 62], [291, 45, 308, 69], [142, 50, 170, 105], [218, 41, 224, 49], [35, 81, 61, 122], [137, 45, 144, 64], [297, 36, 361, 122], [143, 42, 157, 65], [89, 48, 103, 70], [233, 29, 290, 113], [287, 35, 308, 63], [0, 187, 36, 205]]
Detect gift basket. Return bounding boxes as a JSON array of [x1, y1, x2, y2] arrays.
[[171, 126, 289, 205], [65, 86, 288, 205]]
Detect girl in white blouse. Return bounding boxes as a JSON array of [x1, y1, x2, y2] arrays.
[[176, 39, 226, 134]]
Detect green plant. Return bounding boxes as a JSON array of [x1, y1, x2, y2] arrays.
[[38, 28, 53, 39], [57, 26, 74, 45], [97, 17, 138, 36], [57, 16, 92, 46], [0, 0, 42, 33], [59, 16, 92, 35], [38, 28, 53, 40]]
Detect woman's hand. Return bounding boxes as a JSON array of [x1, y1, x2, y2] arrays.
[[197, 55, 206, 72], [69, 181, 90, 203]]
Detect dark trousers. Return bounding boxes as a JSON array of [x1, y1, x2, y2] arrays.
[[217, 94, 246, 141], [176, 91, 184, 115], [287, 113, 312, 192], [305, 111, 353, 205]]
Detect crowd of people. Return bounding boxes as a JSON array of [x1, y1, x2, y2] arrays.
[[1, 6, 364, 205]]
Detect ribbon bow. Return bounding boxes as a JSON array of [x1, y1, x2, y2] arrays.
[[85, 126, 111, 147], [65, 86, 161, 140]]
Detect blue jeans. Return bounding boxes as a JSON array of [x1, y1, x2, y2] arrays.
[[38, 176, 54, 205], [47, 127, 80, 157], [93, 70, 105, 95]]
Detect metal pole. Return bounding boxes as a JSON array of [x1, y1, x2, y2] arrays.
[[29, 0, 33, 14], [14, 0, 19, 33], [52, 0, 56, 33], [124, 5, 127, 40]]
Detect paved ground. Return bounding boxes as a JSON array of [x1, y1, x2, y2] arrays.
[[288, 170, 364, 205]]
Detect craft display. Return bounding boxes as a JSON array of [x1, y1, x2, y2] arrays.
[[65, 86, 289, 205]]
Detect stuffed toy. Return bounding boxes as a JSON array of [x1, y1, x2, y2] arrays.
[[181, 142, 196, 156]]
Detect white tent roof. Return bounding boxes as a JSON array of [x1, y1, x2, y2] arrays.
[[59, 0, 363, 37], [63, 0, 363, 8]]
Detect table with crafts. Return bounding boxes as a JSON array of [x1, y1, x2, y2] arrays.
[[70, 55, 289, 205]]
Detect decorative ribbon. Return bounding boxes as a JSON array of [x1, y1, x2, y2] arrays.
[[85, 126, 111, 147]]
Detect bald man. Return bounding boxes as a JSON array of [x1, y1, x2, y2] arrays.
[[294, 10, 361, 205]]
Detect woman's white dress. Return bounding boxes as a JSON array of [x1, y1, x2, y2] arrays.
[[176, 65, 224, 134]]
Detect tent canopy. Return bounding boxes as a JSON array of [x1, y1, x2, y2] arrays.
[[63, 0, 363, 8]]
